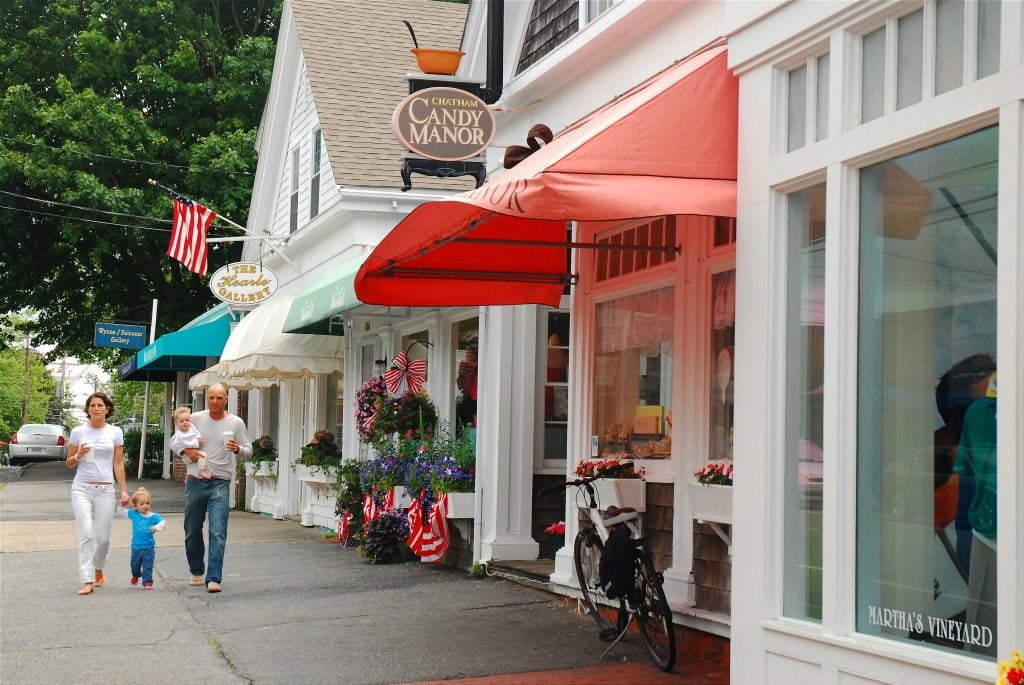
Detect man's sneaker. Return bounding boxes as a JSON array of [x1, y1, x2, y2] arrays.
[[207, 582, 221, 593], [143, 582, 154, 590], [130, 576, 139, 586]]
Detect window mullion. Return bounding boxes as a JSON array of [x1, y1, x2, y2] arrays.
[[806, 56, 817, 148], [884, 17, 899, 116], [963, 0, 980, 83], [922, 0, 937, 100]]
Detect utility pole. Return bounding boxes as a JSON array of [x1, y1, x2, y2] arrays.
[[21, 335, 30, 425], [138, 299, 157, 479]]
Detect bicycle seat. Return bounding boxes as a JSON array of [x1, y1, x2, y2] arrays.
[[603, 506, 639, 526]]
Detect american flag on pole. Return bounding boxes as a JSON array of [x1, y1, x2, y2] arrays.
[[166, 197, 215, 275]]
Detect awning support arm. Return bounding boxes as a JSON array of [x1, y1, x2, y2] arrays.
[[379, 267, 576, 285], [451, 237, 680, 254]]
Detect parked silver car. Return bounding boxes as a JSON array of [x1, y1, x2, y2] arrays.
[[9, 424, 69, 463]]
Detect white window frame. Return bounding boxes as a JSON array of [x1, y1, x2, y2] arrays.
[[756, 5, 1020, 673], [310, 128, 322, 220], [289, 146, 300, 234]]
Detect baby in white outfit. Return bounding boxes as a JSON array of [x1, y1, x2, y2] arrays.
[[169, 406, 209, 479]]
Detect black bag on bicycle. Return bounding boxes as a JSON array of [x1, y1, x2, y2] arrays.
[[599, 524, 634, 600]]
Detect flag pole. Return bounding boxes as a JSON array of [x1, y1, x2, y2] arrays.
[[147, 179, 296, 270]]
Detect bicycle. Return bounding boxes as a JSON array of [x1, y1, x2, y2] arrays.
[[543, 466, 676, 671]]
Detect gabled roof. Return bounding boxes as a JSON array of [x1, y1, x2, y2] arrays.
[[292, 0, 473, 189]]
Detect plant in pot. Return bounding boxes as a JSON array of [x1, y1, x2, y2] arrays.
[[244, 435, 279, 477], [298, 429, 342, 472], [358, 507, 411, 564], [334, 459, 365, 546], [574, 458, 646, 511]]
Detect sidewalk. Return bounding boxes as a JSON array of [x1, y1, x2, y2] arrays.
[[2, 463, 728, 684]]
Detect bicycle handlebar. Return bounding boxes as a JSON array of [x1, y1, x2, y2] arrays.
[[537, 462, 636, 499]]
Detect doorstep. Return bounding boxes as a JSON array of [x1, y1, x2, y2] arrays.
[[486, 559, 555, 585]]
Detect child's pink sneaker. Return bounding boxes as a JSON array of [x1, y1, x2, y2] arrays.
[[130, 577, 139, 586], [143, 582, 153, 590]]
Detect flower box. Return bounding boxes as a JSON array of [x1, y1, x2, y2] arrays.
[[244, 461, 278, 478], [444, 492, 475, 519], [687, 482, 732, 525], [592, 478, 646, 512], [392, 486, 414, 510], [393, 487, 474, 519]]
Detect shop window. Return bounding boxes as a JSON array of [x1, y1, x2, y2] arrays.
[[782, 183, 826, 623], [859, 2, 1001, 124], [328, 370, 343, 444], [786, 52, 829, 151], [289, 147, 299, 234], [594, 217, 676, 282], [856, 126, 998, 657], [452, 318, 480, 433], [360, 342, 376, 383], [592, 287, 673, 461], [935, 0, 964, 95], [708, 270, 736, 463], [896, 9, 924, 110], [543, 311, 570, 462], [358, 342, 377, 460], [267, 385, 280, 454], [712, 217, 736, 249], [861, 26, 885, 124], [310, 128, 321, 219], [976, 1, 1000, 79]]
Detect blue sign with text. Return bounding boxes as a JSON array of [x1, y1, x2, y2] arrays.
[[94, 323, 147, 350]]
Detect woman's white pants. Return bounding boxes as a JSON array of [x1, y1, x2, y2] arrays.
[[70, 482, 116, 583]]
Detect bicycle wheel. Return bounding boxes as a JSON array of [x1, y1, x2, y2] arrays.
[[632, 549, 676, 671], [574, 527, 622, 635]]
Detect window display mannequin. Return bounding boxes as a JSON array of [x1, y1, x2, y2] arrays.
[[953, 371, 997, 656]]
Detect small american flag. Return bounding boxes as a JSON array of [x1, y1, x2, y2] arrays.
[[166, 197, 215, 275]]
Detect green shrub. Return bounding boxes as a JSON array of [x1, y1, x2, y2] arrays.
[[122, 428, 165, 479]]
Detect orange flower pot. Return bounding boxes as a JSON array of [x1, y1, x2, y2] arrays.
[[412, 48, 464, 75]]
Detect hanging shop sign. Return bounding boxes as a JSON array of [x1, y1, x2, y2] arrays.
[[94, 323, 147, 350], [210, 262, 278, 306], [392, 87, 496, 161]]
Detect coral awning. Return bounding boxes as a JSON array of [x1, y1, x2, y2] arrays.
[[355, 43, 737, 308]]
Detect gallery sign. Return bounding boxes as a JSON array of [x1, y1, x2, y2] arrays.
[[210, 262, 278, 305], [94, 323, 147, 350], [392, 87, 495, 161]]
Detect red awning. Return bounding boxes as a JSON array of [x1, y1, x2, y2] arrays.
[[356, 43, 737, 308]]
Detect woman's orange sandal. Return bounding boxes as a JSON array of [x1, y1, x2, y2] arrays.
[[77, 583, 94, 595]]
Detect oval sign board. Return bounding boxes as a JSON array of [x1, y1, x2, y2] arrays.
[[392, 87, 495, 161], [209, 262, 278, 306]]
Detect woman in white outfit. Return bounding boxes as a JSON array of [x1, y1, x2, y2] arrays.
[[66, 392, 130, 595]]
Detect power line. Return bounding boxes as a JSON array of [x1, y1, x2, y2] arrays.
[[0, 134, 256, 176], [0, 189, 171, 223], [0, 204, 171, 233]]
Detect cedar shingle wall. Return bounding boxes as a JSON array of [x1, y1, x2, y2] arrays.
[[644, 482, 674, 572], [516, 0, 579, 74], [693, 522, 731, 613]]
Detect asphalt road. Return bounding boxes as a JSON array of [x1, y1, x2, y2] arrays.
[[0, 462, 680, 685]]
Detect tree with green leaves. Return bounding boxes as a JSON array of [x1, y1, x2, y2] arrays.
[[0, 0, 280, 366], [0, 346, 56, 439]]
